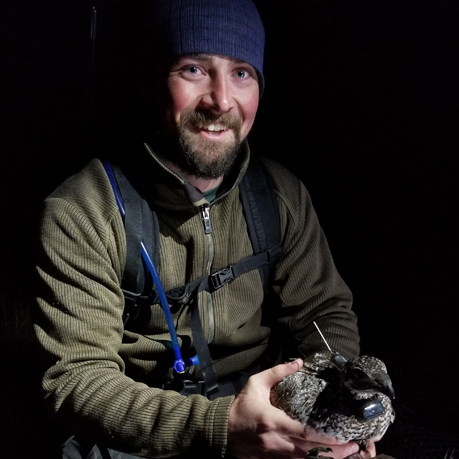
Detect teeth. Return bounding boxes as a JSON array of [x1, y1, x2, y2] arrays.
[[195, 122, 227, 131], [207, 124, 226, 132]]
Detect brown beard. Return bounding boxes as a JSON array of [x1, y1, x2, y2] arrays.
[[163, 109, 243, 179]]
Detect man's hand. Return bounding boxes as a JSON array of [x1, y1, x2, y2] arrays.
[[227, 359, 363, 459], [345, 441, 376, 458]]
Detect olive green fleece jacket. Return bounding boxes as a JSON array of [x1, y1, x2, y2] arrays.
[[33, 141, 360, 458]]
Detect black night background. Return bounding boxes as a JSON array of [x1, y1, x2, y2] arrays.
[[1, 1, 458, 456]]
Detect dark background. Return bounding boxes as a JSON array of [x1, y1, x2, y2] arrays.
[[1, 0, 458, 456]]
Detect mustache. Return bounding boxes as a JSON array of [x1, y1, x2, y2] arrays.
[[182, 109, 242, 130]]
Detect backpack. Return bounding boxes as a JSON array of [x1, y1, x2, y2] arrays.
[[102, 156, 282, 395]]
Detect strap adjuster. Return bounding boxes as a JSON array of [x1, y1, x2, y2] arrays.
[[181, 380, 206, 396], [210, 266, 235, 290]]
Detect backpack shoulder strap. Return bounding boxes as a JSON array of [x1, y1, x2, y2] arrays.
[[103, 156, 282, 313], [157, 156, 282, 302], [103, 156, 282, 395], [103, 159, 159, 324], [238, 155, 281, 290]]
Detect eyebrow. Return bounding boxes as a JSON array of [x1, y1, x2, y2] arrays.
[[174, 53, 212, 63], [188, 53, 210, 60], [179, 54, 247, 65]]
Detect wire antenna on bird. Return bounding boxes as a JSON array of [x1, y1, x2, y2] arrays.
[[313, 321, 347, 370], [313, 321, 333, 353]]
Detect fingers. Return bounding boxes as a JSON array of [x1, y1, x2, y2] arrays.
[[268, 401, 310, 439], [302, 426, 354, 445], [228, 359, 366, 459], [245, 358, 303, 393], [365, 441, 376, 456], [343, 440, 377, 459], [270, 358, 303, 381], [312, 441, 360, 459]]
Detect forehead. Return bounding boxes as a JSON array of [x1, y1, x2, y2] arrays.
[[170, 53, 253, 67]]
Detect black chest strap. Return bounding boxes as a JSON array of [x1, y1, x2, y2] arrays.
[[103, 156, 282, 397]]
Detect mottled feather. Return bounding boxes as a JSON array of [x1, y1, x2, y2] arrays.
[[270, 352, 395, 456]]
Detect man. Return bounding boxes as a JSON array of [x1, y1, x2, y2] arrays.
[[33, 0, 376, 457]]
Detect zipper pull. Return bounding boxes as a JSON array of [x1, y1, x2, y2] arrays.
[[201, 205, 212, 234]]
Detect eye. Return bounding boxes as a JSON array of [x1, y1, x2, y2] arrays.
[[235, 68, 250, 79], [185, 65, 202, 75]]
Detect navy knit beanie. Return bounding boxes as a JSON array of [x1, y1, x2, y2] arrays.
[[150, 0, 265, 95]]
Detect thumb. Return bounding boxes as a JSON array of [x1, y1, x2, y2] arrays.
[[264, 358, 303, 387], [239, 358, 304, 397]]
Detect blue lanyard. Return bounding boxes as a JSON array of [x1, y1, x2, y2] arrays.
[[103, 160, 199, 374]]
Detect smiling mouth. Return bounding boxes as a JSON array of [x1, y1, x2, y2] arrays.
[[196, 122, 228, 132]]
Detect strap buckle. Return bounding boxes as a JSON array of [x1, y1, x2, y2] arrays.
[[210, 265, 235, 290], [180, 380, 206, 396]]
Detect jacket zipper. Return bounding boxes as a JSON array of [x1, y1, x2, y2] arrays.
[[201, 204, 215, 344]]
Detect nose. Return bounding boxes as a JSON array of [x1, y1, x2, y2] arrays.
[[203, 72, 232, 113]]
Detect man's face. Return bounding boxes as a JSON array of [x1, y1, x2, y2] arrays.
[[160, 54, 260, 179]]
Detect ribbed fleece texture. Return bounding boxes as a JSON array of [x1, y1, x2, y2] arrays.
[[33, 142, 360, 457]]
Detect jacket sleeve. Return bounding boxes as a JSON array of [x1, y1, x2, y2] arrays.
[[262, 158, 361, 362], [33, 159, 233, 458]]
